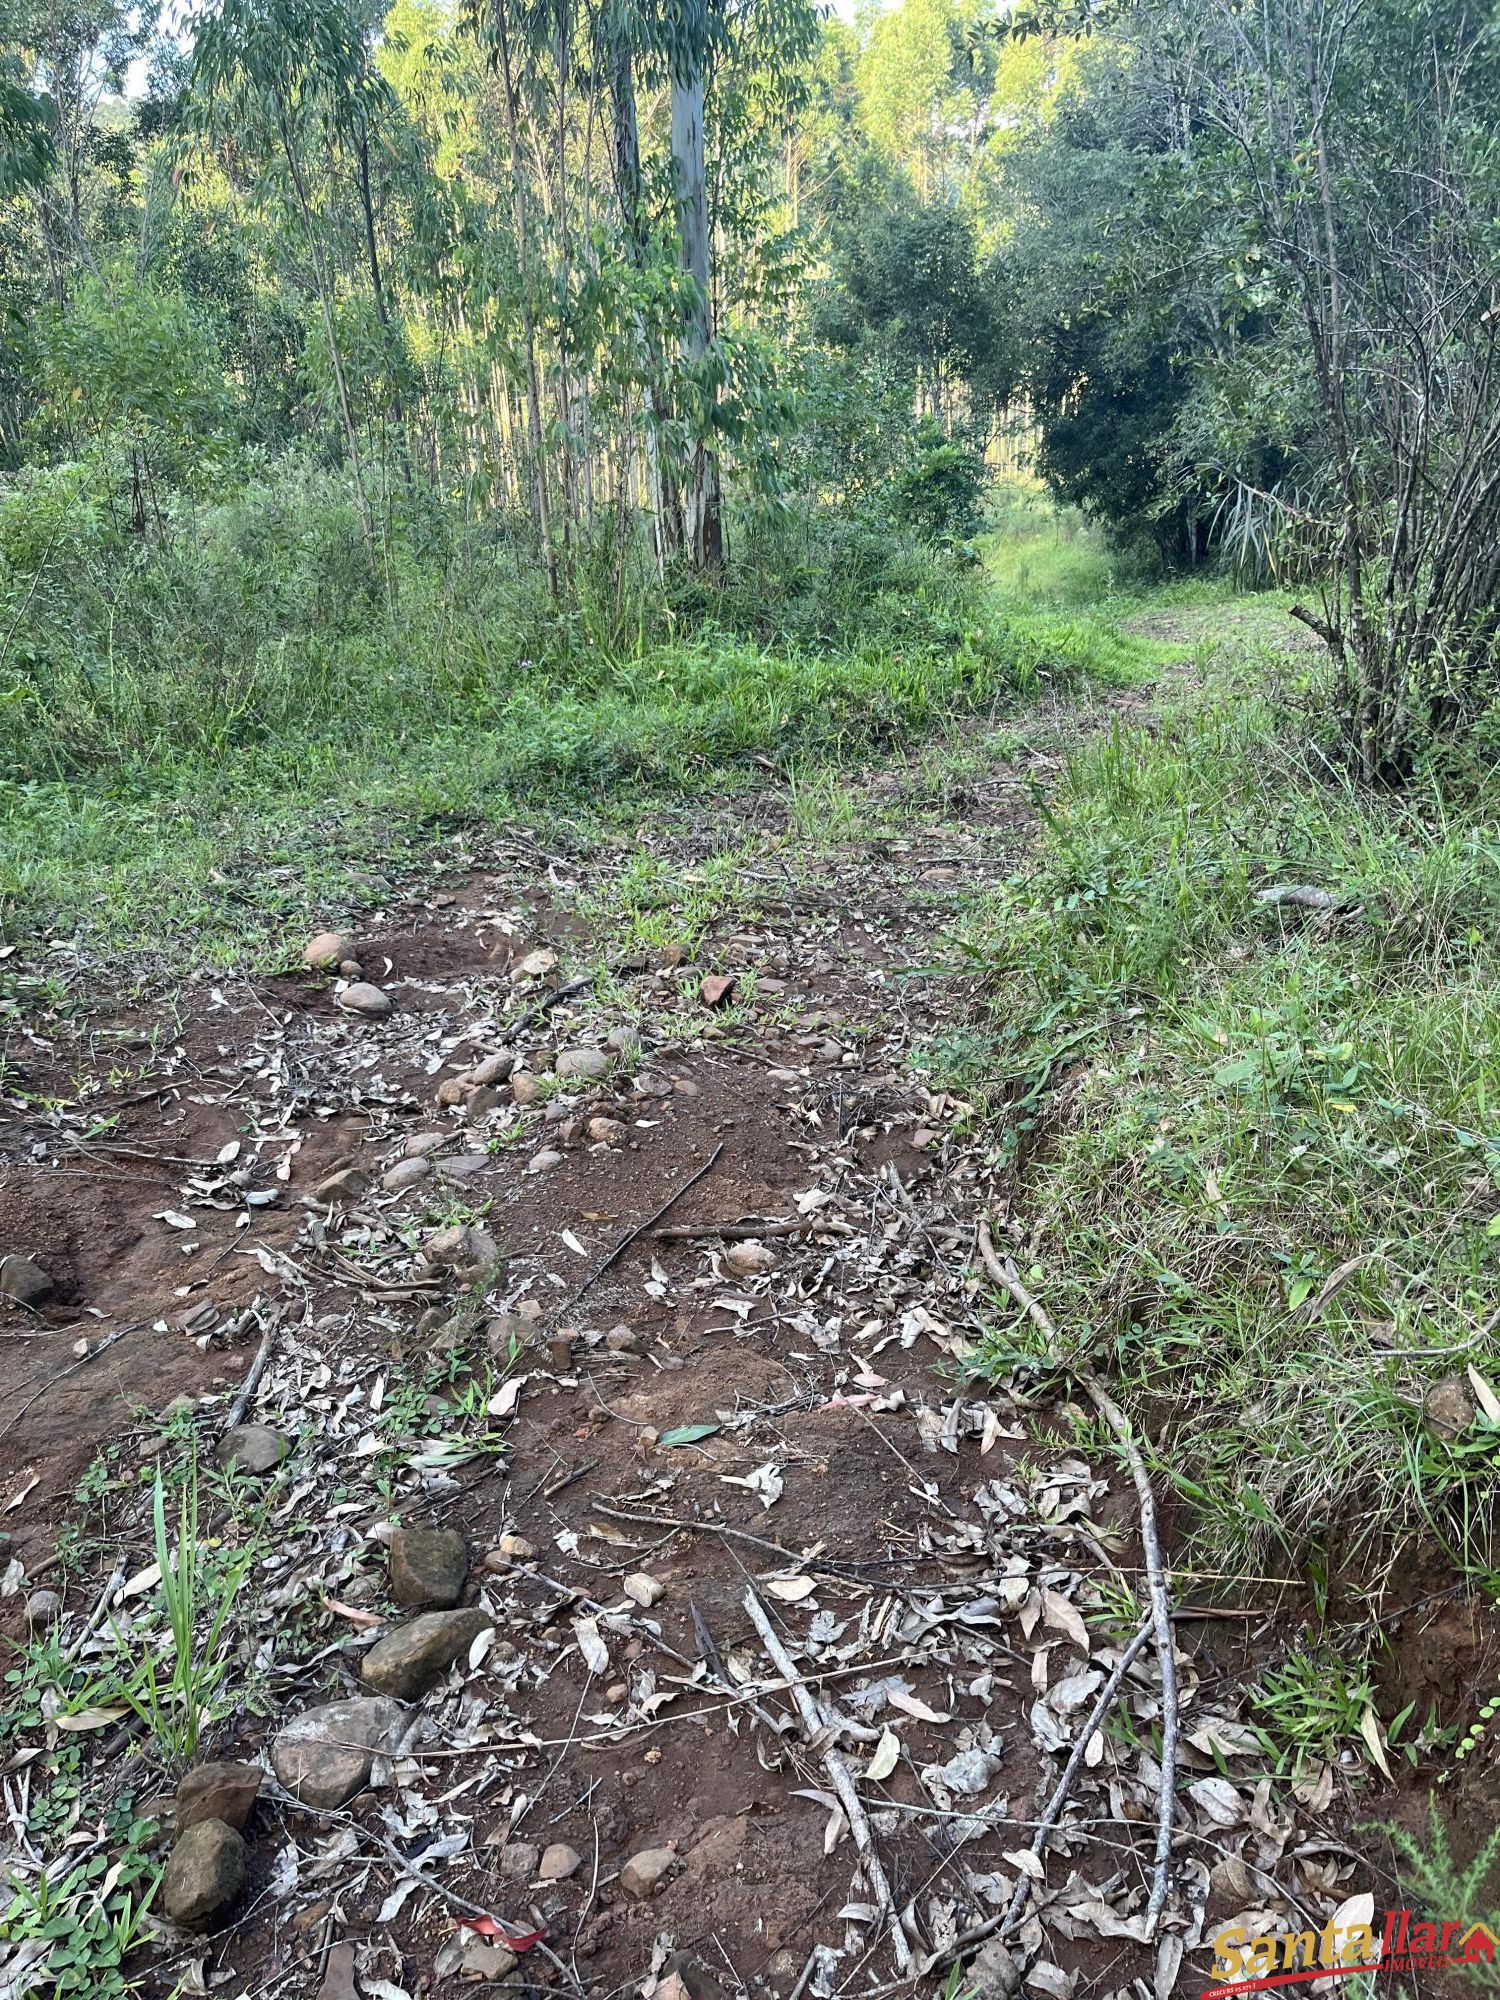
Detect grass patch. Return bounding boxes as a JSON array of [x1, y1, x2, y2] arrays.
[[0, 470, 1027, 959], [961, 615, 1500, 1613]]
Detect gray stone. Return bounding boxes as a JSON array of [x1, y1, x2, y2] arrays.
[[462, 1940, 519, 1980], [421, 1224, 501, 1274], [162, 1818, 246, 1927], [361, 1608, 493, 1700], [176, 1761, 262, 1834], [314, 1167, 368, 1206], [404, 1130, 449, 1159], [620, 1845, 677, 1899], [605, 1025, 641, 1056], [438, 1152, 489, 1183], [967, 1938, 1023, 1999], [383, 1157, 431, 1193], [389, 1527, 468, 1609], [25, 1589, 61, 1628], [604, 1324, 646, 1356], [527, 1149, 564, 1173], [465, 1053, 515, 1087], [271, 1695, 410, 1809], [555, 1047, 610, 1083], [337, 982, 392, 1018], [215, 1425, 287, 1476], [0, 1255, 53, 1307], [462, 1086, 500, 1123], [498, 1840, 540, 1882], [511, 1071, 543, 1107], [587, 1118, 628, 1147]]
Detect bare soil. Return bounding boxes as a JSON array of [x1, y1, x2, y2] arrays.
[[1, 711, 1493, 2000]]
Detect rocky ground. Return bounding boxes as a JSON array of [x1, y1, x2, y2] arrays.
[[0, 703, 1390, 2000]]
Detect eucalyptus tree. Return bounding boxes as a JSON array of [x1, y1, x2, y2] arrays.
[[190, 0, 420, 535]]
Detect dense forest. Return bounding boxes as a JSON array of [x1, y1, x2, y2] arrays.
[[5, 0, 1499, 805]]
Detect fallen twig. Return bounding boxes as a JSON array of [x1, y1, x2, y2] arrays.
[[743, 1586, 914, 1976], [977, 1220, 1179, 1935], [223, 1315, 278, 1432], [1000, 1615, 1154, 1936], [556, 1143, 723, 1319], [652, 1217, 809, 1242]]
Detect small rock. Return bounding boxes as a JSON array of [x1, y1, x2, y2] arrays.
[[438, 1152, 490, 1183], [486, 1314, 533, 1361], [1424, 1375, 1476, 1440], [620, 1845, 676, 1899], [24, 1589, 61, 1628], [671, 1076, 700, 1098], [176, 1761, 262, 1834], [488, 1532, 536, 1564], [271, 1695, 410, 1810], [699, 973, 737, 1009], [556, 1047, 610, 1083], [337, 982, 392, 1019], [538, 1841, 582, 1881], [338, 958, 363, 978], [467, 1053, 515, 1087], [437, 1076, 468, 1107], [463, 1086, 500, 1123], [0, 1255, 53, 1307], [587, 1117, 628, 1147], [162, 1818, 246, 1928], [314, 1167, 368, 1206], [302, 931, 352, 969], [606, 1025, 641, 1056], [546, 1335, 574, 1371], [422, 1224, 501, 1274], [389, 1527, 468, 1609], [528, 1149, 564, 1173], [622, 1573, 664, 1607], [215, 1425, 288, 1476], [462, 1940, 519, 1980], [383, 1157, 432, 1193], [405, 1131, 450, 1159], [724, 1240, 775, 1277], [498, 1840, 540, 1882], [361, 1607, 493, 1700], [968, 1938, 1023, 1999], [605, 1324, 646, 1355], [511, 1071, 543, 1107], [512, 947, 558, 983]]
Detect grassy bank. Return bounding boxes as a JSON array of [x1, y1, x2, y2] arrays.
[[962, 523, 1500, 1767]]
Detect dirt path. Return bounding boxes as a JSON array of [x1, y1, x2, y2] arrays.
[[0, 701, 1371, 2000]]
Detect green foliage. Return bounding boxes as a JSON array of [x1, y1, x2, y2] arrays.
[[116, 1463, 252, 1770], [892, 420, 989, 546], [0, 466, 1019, 951], [0, 1795, 160, 2000], [963, 582, 1500, 1606]]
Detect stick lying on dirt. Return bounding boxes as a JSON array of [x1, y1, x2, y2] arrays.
[[743, 1586, 915, 1977], [223, 1314, 278, 1431], [976, 1221, 1180, 1935], [1001, 1615, 1154, 1935], [559, 1142, 723, 1317]]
